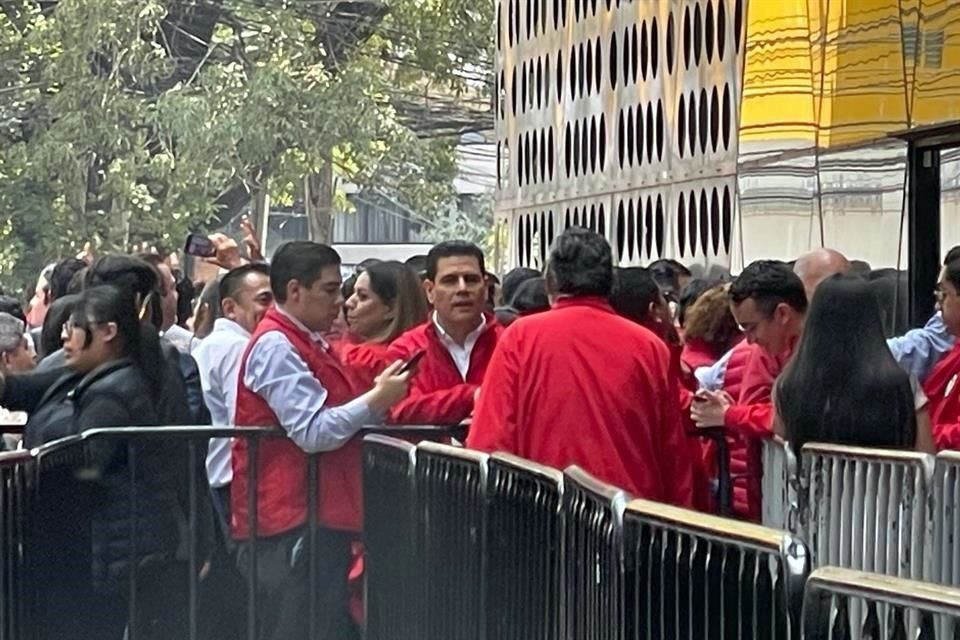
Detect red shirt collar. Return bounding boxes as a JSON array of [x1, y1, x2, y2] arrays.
[[551, 295, 615, 313]]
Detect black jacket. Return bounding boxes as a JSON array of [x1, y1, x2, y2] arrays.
[[34, 326, 211, 426], [4, 359, 208, 593]]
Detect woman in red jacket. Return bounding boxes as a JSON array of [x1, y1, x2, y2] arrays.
[[924, 253, 960, 449], [335, 260, 428, 627], [681, 283, 742, 377], [338, 261, 429, 387]]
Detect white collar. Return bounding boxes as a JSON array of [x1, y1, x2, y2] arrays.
[[276, 305, 330, 347], [432, 311, 486, 347]]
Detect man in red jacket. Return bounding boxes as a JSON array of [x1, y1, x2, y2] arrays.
[[387, 241, 502, 424], [231, 242, 411, 640], [692, 260, 807, 519], [467, 228, 694, 507]]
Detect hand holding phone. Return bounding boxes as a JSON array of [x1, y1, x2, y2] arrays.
[[398, 350, 426, 375], [184, 233, 217, 258]]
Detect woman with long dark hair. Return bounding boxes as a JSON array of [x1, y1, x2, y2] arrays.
[[775, 274, 933, 453], [0, 285, 186, 639]]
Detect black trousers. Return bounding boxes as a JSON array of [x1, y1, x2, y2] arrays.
[[237, 527, 357, 640]]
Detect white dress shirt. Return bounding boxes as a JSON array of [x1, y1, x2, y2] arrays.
[[243, 306, 377, 453], [432, 311, 487, 381], [192, 318, 251, 488], [163, 324, 196, 355]]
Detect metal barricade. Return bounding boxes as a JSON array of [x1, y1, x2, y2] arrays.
[[416, 441, 489, 640], [623, 498, 809, 640], [803, 566, 960, 639], [803, 443, 934, 579], [0, 450, 30, 640], [926, 451, 960, 587], [762, 437, 801, 533], [563, 466, 629, 640], [362, 435, 421, 640], [486, 453, 564, 640]]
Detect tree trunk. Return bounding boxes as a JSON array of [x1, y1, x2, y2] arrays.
[[305, 160, 335, 245]]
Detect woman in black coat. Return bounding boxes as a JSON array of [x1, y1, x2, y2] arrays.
[[0, 285, 190, 639]]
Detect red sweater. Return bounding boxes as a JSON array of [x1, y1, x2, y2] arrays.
[[467, 297, 694, 508], [336, 339, 392, 390], [924, 342, 960, 450], [386, 315, 502, 424]]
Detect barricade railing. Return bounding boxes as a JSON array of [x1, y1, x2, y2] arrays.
[[623, 498, 809, 640], [486, 453, 564, 640], [563, 467, 628, 640], [802, 443, 934, 580], [0, 450, 30, 640], [0, 423, 464, 640], [802, 567, 960, 639], [926, 450, 960, 587], [362, 435, 421, 640], [761, 437, 801, 533], [416, 441, 489, 640]]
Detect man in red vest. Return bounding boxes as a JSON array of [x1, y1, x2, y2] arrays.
[[231, 241, 411, 640], [388, 241, 502, 424], [467, 228, 694, 507]]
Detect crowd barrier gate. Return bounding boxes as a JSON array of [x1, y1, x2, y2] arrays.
[[362, 435, 421, 640], [927, 451, 960, 588], [624, 498, 809, 640], [416, 441, 490, 640], [761, 437, 800, 533], [802, 443, 934, 580], [486, 453, 564, 640], [803, 566, 960, 639], [562, 467, 629, 640]]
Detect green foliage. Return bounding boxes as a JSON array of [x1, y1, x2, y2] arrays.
[[0, 0, 494, 292]]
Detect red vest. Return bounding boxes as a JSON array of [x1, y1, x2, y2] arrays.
[[231, 307, 363, 539]]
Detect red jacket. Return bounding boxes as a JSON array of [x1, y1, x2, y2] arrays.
[[682, 337, 720, 375], [336, 339, 392, 390], [386, 315, 502, 424], [924, 342, 960, 450], [231, 307, 364, 538], [720, 340, 790, 520], [467, 297, 694, 508]]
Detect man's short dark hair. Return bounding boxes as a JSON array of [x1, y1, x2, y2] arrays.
[[270, 241, 341, 303], [729, 260, 808, 316], [945, 246, 960, 266], [546, 227, 614, 298], [610, 267, 661, 323], [0, 296, 26, 325], [49, 258, 87, 301], [502, 267, 541, 305], [220, 263, 270, 303], [426, 241, 485, 281]]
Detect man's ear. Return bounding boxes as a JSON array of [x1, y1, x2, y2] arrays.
[[424, 280, 436, 306]]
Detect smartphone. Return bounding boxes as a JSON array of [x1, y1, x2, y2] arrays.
[[398, 350, 426, 375], [184, 233, 216, 258]]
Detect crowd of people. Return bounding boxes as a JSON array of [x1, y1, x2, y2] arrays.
[[1, 226, 960, 639]]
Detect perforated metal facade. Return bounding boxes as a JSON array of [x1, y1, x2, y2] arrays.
[[497, 0, 960, 270], [495, 0, 745, 268]]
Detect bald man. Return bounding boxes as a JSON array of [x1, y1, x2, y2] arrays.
[[793, 248, 852, 301]]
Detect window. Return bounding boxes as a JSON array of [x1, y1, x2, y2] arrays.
[[902, 24, 920, 62], [925, 30, 944, 68]]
